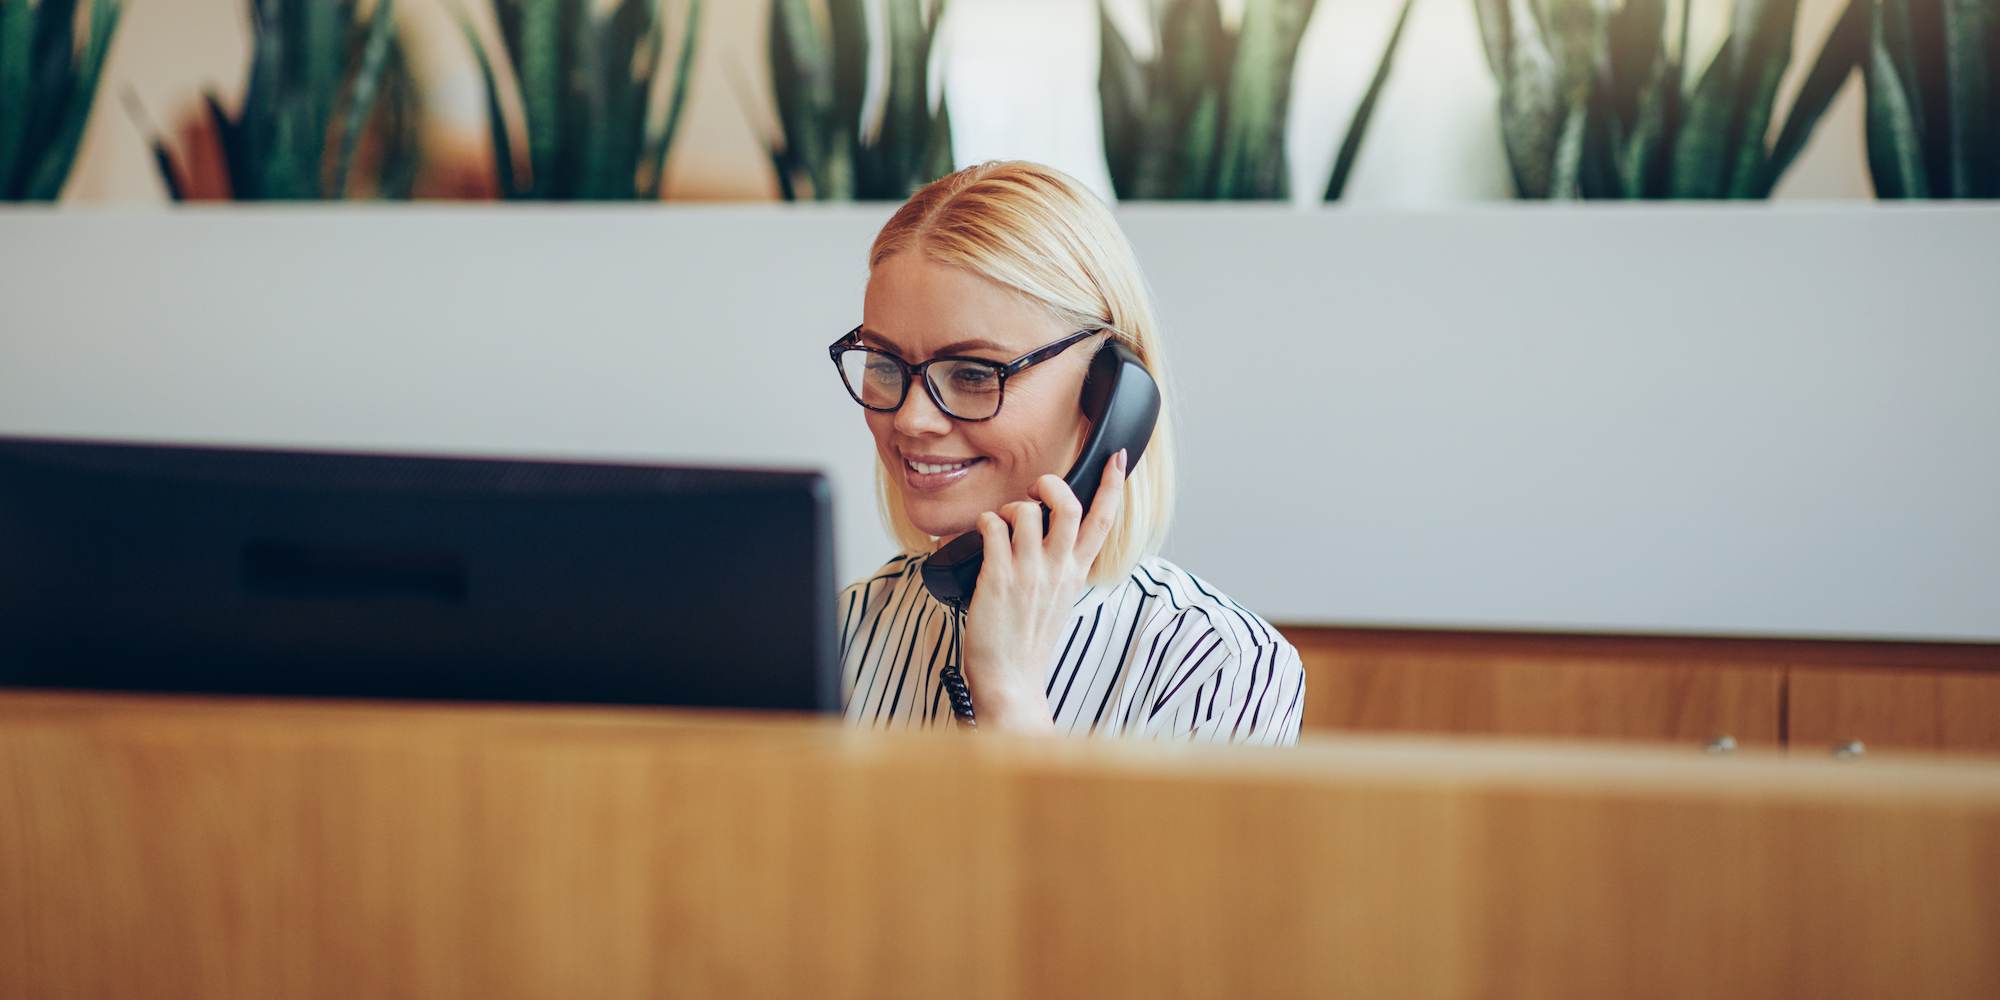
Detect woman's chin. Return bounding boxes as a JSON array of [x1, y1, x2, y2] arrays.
[[906, 503, 979, 541]]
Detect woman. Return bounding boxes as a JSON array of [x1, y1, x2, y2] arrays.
[[832, 160, 1303, 744]]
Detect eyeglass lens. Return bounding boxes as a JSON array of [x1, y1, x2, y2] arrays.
[[838, 350, 1005, 420]]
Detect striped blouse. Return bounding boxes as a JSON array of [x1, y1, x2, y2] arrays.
[[838, 551, 1304, 745]]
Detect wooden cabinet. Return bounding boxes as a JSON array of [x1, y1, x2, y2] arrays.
[[1292, 628, 1782, 745], [1288, 627, 2000, 753], [1789, 667, 2000, 754]]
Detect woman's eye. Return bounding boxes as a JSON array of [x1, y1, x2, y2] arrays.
[[949, 366, 999, 391], [863, 359, 901, 381]]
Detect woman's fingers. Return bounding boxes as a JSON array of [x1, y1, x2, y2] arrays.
[[977, 510, 1011, 579], [1032, 474, 1083, 554], [1076, 449, 1128, 561], [1003, 500, 1043, 564]]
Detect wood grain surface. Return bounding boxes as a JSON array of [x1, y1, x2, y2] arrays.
[[1789, 666, 2000, 753], [1286, 626, 2000, 751], [3, 690, 1997, 999]]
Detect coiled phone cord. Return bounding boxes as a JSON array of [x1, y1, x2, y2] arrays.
[[939, 600, 977, 729]]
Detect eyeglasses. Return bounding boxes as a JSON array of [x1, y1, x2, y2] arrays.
[[828, 325, 1101, 422]]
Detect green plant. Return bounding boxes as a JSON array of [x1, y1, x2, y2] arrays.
[[766, 0, 952, 201], [462, 0, 700, 200], [0, 0, 122, 201], [1474, 0, 1862, 198], [1783, 0, 1997, 197], [1322, 0, 1418, 199], [148, 0, 418, 200], [1102, 0, 1400, 200]]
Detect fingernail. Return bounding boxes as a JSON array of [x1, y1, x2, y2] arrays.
[[1116, 449, 1128, 471]]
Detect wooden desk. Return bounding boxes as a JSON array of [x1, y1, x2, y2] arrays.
[[3, 690, 1996, 999]]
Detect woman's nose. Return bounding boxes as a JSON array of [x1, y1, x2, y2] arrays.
[[893, 380, 954, 436]]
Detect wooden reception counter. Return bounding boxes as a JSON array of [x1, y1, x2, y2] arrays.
[[2, 690, 1996, 999]]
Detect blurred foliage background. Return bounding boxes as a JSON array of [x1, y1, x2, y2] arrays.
[[4, 0, 1982, 203]]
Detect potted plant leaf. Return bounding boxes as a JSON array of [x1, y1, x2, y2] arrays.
[[1474, 0, 1876, 198], [460, 0, 701, 200], [1780, 0, 1997, 197], [143, 0, 421, 200], [1098, 0, 1412, 200], [764, 0, 952, 201], [0, 0, 123, 201]]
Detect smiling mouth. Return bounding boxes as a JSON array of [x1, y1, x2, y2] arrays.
[[904, 457, 982, 475], [900, 454, 986, 490]]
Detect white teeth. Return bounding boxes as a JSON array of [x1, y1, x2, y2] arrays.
[[907, 458, 974, 475]]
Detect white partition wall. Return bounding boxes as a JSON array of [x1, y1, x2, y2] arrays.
[[2, 205, 1995, 640]]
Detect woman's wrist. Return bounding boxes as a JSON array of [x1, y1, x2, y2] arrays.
[[969, 678, 1057, 734]]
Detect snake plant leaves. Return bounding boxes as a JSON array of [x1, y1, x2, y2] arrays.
[[767, 0, 952, 200], [1611, 0, 1682, 197], [1098, 1, 1231, 199], [1218, 0, 1317, 198], [331, 0, 395, 196], [460, 12, 515, 197], [771, 0, 832, 197], [1161, 0, 1226, 196], [1941, 0, 1994, 194], [1664, 0, 1799, 198], [469, 0, 699, 199], [924, 84, 952, 183], [1547, 0, 1615, 197], [1606, 0, 1666, 125], [1761, 0, 1871, 193], [147, 0, 418, 200], [1730, 0, 1997, 199], [829, 0, 867, 133], [1671, 36, 1745, 197], [1727, 0, 1803, 197], [879, 0, 929, 190], [1100, 2, 1145, 192], [1857, 0, 1999, 197], [1867, 0, 1933, 194], [1474, 0, 1511, 75], [1478, 0, 1868, 200], [1494, 0, 1569, 198], [0, 3, 32, 195], [1104, 0, 1398, 200], [1324, 0, 1416, 200], [641, 0, 701, 198], [1, 0, 122, 201]]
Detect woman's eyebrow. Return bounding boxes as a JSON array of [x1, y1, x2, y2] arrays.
[[858, 327, 1010, 356]]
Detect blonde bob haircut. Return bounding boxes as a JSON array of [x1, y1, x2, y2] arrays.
[[867, 159, 1177, 587]]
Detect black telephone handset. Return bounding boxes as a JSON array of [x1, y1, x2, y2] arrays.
[[920, 339, 1161, 610]]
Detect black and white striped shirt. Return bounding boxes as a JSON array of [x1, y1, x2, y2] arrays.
[[838, 552, 1304, 744]]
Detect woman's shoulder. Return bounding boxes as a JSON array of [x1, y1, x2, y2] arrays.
[[1120, 555, 1294, 658], [1117, 557, 1304, 745], [838, 550, 928, 599]]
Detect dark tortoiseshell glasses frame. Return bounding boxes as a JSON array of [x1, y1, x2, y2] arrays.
[[827, 325, 1101, 422]]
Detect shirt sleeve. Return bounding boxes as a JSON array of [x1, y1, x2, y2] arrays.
[[836, 552, 923, 711], [835, 577, 868, 709], [1127, 609, 1305, 746], [1185, 639, 1304, 746]]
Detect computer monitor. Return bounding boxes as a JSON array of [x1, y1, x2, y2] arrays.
[[0, 434, 837, 713]]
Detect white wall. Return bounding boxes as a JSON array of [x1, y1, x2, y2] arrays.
[[2, 206, 1995, 642]]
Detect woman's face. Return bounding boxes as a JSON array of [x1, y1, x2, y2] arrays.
[[860, 251, 1094, 539]]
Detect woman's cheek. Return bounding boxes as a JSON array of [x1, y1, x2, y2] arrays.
[[863, 412, 889, 447]]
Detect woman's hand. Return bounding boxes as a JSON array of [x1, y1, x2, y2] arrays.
[[960, 449, 1129, 734]]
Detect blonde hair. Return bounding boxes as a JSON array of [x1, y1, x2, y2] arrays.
[[867, 159, 1177, 586]]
